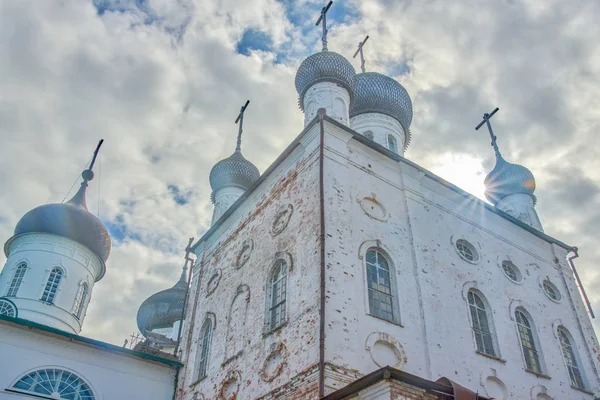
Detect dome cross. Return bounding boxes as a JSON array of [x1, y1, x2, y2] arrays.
[[234, 100, 250, 153], [475, 107, 501, 157], [316, 1, 333, 51], [353, 35, 370, 73]]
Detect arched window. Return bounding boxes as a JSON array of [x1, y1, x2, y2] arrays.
[[72, 282, 89, 319], [364, 130, 374, 140], [40, 267, 63, 304], [266, 260, 287, 331], [366, 249, 398, 322], [11, 368, 95, 399], [515, 309, 542, 373], [387, 135, 398, 153], [467, 291, 496, 356], [558, 326, 585, 389], [197, 318, 213, 380], [0, 298, 17, 317], [6, 263, 27, 297]]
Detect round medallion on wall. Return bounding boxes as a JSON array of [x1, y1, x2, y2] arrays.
[[359, 196, 388, 221], [483, 376, 508, 400], [365, 332, 407, 369], [271, 204, 294, 236], [219, 370, 241, 400], [235, 239, 253, 269], [206, 269, 222, 297], [261, 342, 288, 382]]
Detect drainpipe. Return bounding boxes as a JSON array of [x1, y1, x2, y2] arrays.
[[567, 247, 595, 318], [318, 108, 327, 398]]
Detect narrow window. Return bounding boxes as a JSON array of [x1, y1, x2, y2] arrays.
[[6, 263, 27, 297], [197, 318, 213, 380], [72, 282, 89, 319], [515, 309, 542, 373], [364, 130, 374, 140], [468, 291, 496, 356], [387, 135, 398, 153], [40, 267, 63, 304], [366, 249, 395, 322], [558, 327, 585, 389], [267, 260, 287, 331]]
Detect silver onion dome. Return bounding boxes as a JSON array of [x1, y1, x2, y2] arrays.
[[350, 72, 413, 138], [295, 51, 356, 110], [7, 171, 111, 265], [137, 271, 187, 336], [484, 154, 536, 204], [209, 151, 260, 195]]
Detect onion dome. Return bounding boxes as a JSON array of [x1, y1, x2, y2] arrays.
[[209, 150, 260, 196], [6, 168, 111, 267], [350, 72, 413, 142], [137, 268, 188, 336], [484, 154, 536, 204], [295, 51, 356, 110]]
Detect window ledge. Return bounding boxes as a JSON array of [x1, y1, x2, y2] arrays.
[[222, 350, 243, 367], [263, 320, 288, 337], [525, 369, 551, 380], [189, 375, 207, 388], [571, 385, 594, 395], [367, 313, 403, 327], [475, 351, 506, 363]]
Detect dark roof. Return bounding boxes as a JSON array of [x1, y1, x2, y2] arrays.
[[0, 314, 182, 367], [323, 366, 491, 400], [137, 271, 187, 335]]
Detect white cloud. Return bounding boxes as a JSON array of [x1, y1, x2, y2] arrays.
[[1, 0, 599, 344]]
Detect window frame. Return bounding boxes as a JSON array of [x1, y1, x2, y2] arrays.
[[363, 130, 374, 140], [557, 326, 587, 390], [72, 282, 89, 320], [364, 248, 401, 325], [6, 262, 27, 297], [40, 267, 64, 304], [265, 259, 288, 332], [467, 290, 498, 358], [514, 308, 545, 375], [196, 316, 214, 381], [455, 239, 479, 263], [0, 297, 18, 318], [9, 367, 95, 400], [387, 134, 398, 153]]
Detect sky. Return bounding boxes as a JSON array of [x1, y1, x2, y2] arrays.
[[0, 0, 599, 345]]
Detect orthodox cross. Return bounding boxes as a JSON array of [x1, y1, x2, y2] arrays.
[[183, 237, 195, 272], [234, 100, 250, 152], [316, 1, 333, 51], [353, 35, 369, 73], [475, 107, 501, 157]]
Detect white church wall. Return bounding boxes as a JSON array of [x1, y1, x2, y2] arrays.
[[0, 320, 177, 400], [0, 233, 101, 333], [320, 119, 599, 399], [177, 123, 324, 400]]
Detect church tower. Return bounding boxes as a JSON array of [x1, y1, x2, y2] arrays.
[[0, 141, 110, 334]]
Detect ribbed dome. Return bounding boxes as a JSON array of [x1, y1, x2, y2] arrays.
[[137, 272, 187, 336], [484, 155, 536, 204], [209, 151, 260, 194], [350, 72, 413, 136], [9, 181, 111, 264], [295, 51, 356, 110]]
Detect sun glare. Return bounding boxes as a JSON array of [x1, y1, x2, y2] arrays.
[[429, 153, 488, 202]]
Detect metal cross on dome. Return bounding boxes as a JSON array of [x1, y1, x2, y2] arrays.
[[235, 100, 250, 152], [353, 35, 370, 73], [316, 1, 333, 51], [475, 107, 501, 157]]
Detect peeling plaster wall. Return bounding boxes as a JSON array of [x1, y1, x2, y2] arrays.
[[321, 120, 600, 400], [177, 124, 323, 400]]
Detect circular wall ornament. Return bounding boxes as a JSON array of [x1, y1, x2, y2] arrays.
[[206, 269, 222, 297], [261, 342, 288, 382], [365, 332, 406, 369], [271, 204, 294, 236], [236, 239, 253, 269], [483, 376, 508, 400], [359, 196, 387, 221], [542, 279, 561, 302], [0, 298, 17, 318], [219, 370, 241, 400]]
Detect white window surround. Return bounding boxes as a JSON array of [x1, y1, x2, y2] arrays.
[[6, 262, 27, 297], [467, 290, 497, 357], [450, 236, 481, 264], [9, 367, 95, 400], [40, 267, 64, 304], [72, 281, 89, 319], [196, 313, 215, 381], [461, 282, 502, 361], [512, 306, 546, 376], [541, 279, 561, 302], [557, 326, 587, 390]]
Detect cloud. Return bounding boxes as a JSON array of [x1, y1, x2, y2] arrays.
[[1, 0, 599, 344]]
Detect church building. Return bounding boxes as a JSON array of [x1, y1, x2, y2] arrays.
[[0, 2, 599, 400]]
